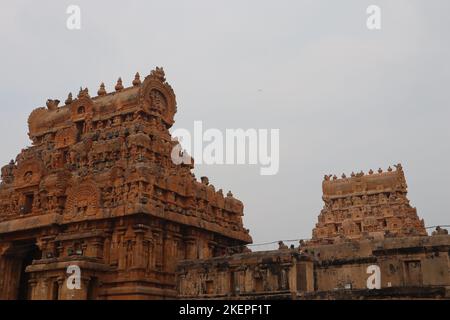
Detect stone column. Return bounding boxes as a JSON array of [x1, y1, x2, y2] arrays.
[[144, 232, 154, 270], [163, 233, 176, 272], [152, 228, 163, 270], [133, 225, 149, 269], [116, 227, 127, 270], [296, 259, 315, 292], [207, 241, 217, 259], [185, 237, 198, 260]]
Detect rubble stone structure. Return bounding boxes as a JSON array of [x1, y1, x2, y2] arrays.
[[177, 234, 450, 299], [0, 68, 251, 300], [0, 67, 448, 300], [178, 250, 315, 299], [312, 166, 427, 244], [177, 167, 450, 300]]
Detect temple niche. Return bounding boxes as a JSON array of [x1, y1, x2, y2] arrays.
[[0, 67, 252, 300], [311, 165, 427, 244]]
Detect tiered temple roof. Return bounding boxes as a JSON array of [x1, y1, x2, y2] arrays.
[[311, 164, 426, 244]]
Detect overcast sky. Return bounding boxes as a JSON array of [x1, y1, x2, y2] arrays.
[[1, 1, 449, 249]]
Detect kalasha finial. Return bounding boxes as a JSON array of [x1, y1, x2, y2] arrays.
[[200, 176, 209, 185], [115, 77, 124, 92], [78, 87, 89, 98], [341, 173, 346, 179], [351, 171, 355, 177], [46, 99, 60, 111], [132, 72, 141, 86], [378, 168, 383, 173], [369, 169, 374, 175], [227, 191, 233, 198], [65, 92, 73, 105], [98, 82, 107, 96], [150, 67, 166, 82], [333, 175, 337, 180], [387, 166, 393, 172]]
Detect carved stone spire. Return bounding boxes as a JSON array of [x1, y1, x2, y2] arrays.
[[115, 77, 124, 92], [150, 67, 166, 82], [78, 87, 90, 98], [65, 92, 73, 105], [132, 72, 141, 87], [98, 82, 107, 96], [46, 99, 60, 111]]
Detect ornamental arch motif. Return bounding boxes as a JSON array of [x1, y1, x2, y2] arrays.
[[64, 179, 101, 221]]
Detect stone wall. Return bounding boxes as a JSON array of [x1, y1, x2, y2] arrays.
[[177, 234, 450, 299], [177, 250, 315, 299]]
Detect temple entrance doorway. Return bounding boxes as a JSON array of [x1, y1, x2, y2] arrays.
[[3, 240, 42, 300]]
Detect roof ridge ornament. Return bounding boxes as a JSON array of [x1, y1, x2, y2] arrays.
[[46, 99, 60, 111], [65, 92, 73, 105], [115, 77, 124, 92], [98, 82, 107, 96], [78, 87, 90, 99], [133, 72, 141, 86], [150, 66, 166, 82]]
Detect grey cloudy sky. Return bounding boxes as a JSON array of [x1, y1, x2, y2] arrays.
[[1, 1, 449, 248]]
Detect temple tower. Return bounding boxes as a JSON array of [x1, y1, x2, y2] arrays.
[[311, 165, 426, 244], [0, 67, 251, 299]]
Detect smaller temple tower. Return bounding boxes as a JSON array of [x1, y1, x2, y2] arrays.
[[311, 164, 426, 244]]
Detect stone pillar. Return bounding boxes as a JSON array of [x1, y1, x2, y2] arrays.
[[0, 242, 22, 300], [28, 278, 39, 300], [296, 259, 314, 292], [163, 233, 176, 272], [36, 237, 54, 259], [185, 237, 198, 260], [207, 241, 217, 259], [144, 233, 154, 270], [0, 243, 11, 299], [103, 234, 112, 265], [152, 228, 163, 270], [88, 237, 104, 259], [133, 225, 149, 269], [116, 228, 127, 270]]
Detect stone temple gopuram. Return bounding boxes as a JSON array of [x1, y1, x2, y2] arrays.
[[178, 167, 450, 300], [0, 68, 251, 299], [311, 166, 427, 244], [0, 67, 449, 300]]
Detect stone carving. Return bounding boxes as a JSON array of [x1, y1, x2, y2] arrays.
[[312, 165, 427, 244], [432, 226, 449, 236], [0, 67, 251, 300]]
